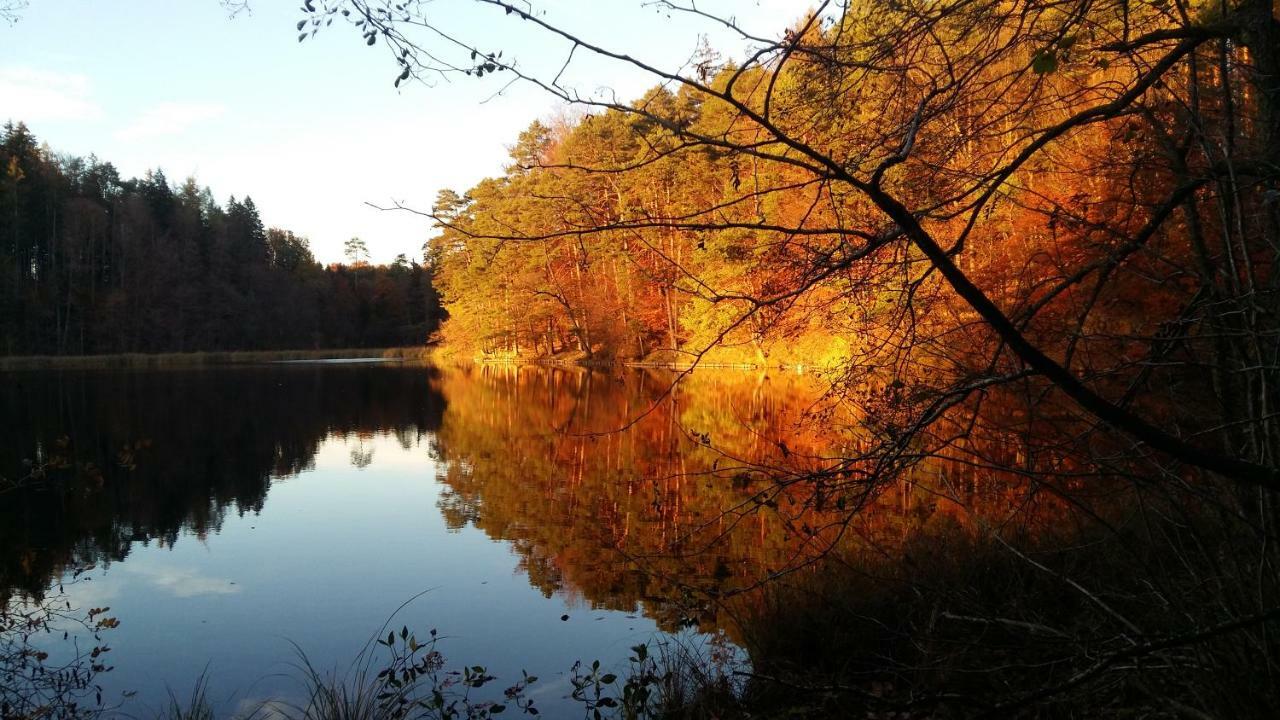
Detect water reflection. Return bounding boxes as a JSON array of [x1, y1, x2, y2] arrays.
[[429, 365, 850, 634], [1, 365, 445, 599], [1, 362, 1020, 714]]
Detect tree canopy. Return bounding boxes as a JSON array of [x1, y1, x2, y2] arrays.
[[292, 1, 1280, 712], [315, 0, 1279, 486]]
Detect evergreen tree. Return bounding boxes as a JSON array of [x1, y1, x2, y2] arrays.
[[0, 125, 441, 355]]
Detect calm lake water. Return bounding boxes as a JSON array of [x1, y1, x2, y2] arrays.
[[1, 362, 852, 717]]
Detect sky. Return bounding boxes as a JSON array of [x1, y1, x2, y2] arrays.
[[0, 1, 803, 264]]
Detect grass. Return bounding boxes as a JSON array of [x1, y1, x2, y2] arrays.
[[267, 651, 395, 720], [162, 673, 216, 720], [0, 347, 438, 371], [147, 621, 732, 720], [151, 589, 541, 720]]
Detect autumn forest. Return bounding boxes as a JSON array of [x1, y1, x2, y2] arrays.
[[4, 0, 1280, 718]]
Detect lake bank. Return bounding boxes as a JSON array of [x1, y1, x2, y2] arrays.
[[437, 346, 825, 372], [0, 346, 436, 371], [473, 357, 775, 371], [0, 347, 819, 374]]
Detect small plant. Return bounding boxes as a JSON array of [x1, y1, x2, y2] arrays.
[[568, 640, 670, 717], [261, 623, 540, 720], [0, 572, 120, 720], [369, 627, 538, 720], [566, 634, 747, 720]]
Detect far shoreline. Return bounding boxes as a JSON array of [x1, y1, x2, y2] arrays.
[[0, 346, 819, 373], [0, 347, 434, 371]]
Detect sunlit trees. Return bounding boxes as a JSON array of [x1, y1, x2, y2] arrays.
[[300, 0, 1280, 713], [306, 0, 1277, 476]]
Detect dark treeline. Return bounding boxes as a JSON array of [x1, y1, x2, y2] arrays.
[[0, 122, 443, 356]]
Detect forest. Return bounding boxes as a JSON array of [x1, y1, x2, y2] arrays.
[[3, 0, 1280, 715], [310, 0, 1280, 714], [392, 0, 1280, 486], [428, 16, 1279, 380], [0, 121, 443, 356]]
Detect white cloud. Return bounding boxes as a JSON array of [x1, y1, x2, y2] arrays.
[[0, 66, 101, 122], [58, 573, 122, 610], [115, 101, 225, 142], [124, 564, 242, 599]]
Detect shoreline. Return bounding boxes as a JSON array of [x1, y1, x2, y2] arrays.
[[455, 354, 802, 372], [0, 347, 808, 373], [0, 347, 434, 371]]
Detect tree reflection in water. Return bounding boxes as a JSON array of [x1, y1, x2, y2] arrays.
[[2, 363, 1081, 631], [1, 362, 1173, 716]]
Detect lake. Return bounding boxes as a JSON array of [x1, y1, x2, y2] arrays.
[[2, 362, 872, 718]]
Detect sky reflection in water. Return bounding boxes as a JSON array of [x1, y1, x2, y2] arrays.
[[3, 364, 803, 717], [62, 428, 678, 716]]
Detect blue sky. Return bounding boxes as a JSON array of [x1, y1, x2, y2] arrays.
[[1, 1, 802, 264]]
